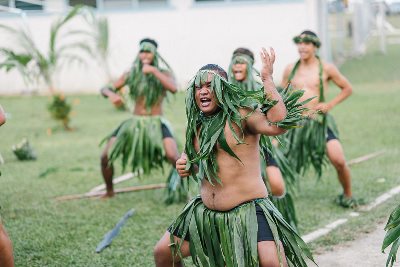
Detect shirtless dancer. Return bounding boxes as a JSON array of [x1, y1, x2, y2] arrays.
[[153, 48, 315, 267], [100, 38, 185, 203], [282, 30, 358, 208]]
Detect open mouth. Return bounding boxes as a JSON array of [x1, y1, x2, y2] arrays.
[[200, 97, 212, 107]]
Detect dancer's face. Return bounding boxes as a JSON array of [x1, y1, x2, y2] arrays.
[[139, 51, 154, 65], [297, 39, 317, 60], [232, 63, 247, 82], [194, 73, 219, 116]]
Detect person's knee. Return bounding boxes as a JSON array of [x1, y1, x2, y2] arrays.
[[260, 261, 281, 267], [331, 157, 347, 170], [259, 254, 283, 267], [267, 169, 286, 197], [270, 184, 286, 198], [153, 240, 173, 265]]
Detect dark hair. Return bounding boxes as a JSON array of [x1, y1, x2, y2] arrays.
[[139, 38, 158, 48], [199, 64, 228, 80], [232, 47, 254, 61], [300, 30, 318, 38]]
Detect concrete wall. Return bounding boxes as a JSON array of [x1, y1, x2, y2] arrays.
[[0, 0, 320, 94]]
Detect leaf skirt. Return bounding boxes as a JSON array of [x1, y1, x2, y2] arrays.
[[168, 196, 315, 267]]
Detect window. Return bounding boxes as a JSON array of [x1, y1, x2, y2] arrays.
[[103, 0, 167, 9], [0, 0, 44, 11], [68, 0, 167, 10], [68, 0, 97, 8]]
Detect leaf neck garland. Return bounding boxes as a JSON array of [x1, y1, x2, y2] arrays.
[[126, 42, 174, 110], [228, 54, 263, 92], [185, 69, 274, 185], [288, 55, 324, 102]]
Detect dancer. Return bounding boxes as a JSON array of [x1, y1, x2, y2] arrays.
[[100, 38, 186, 203], [282, 30, 359, 208], [154, 48, 315, 267]]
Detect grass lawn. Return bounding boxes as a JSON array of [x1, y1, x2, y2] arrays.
[[0, 44, 399, 266]]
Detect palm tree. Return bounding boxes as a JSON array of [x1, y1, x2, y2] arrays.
[[0, 5, 91, 129]]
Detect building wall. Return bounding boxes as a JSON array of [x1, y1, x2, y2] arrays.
[[0, 0, 319, 94]]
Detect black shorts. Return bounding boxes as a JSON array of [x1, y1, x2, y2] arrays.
[[111, 121, 173, 139], [170, 203, 274, 242], [262, 149, 279, 168], [326, 127, 338, 142]]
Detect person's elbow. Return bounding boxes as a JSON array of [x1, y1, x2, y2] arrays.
[[267, 107, 287, 123], [273, 111, 287, 123], [0, 115, 6, 126], [168, 80, 178, 94], [265, 126, 286, 136], [274, 127, 287, 136], [170, 85, 178, 94], [346, 86, 353, 97]]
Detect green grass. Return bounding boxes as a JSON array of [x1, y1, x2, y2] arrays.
[[1, 44, 400, 266]]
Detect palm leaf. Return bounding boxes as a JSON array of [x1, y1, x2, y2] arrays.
[[383, 204, 400, 267]]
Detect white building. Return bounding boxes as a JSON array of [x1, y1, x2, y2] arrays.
[[0, 0, 327, 94]]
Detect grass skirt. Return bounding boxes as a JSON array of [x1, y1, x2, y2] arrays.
[[169, 196, 315, 267]]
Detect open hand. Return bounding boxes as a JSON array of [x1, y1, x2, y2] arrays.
[[176, 153, 190, 178], [260, 47, 275, 81]]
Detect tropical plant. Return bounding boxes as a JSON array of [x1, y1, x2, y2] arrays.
[[0, 5, 91, 129], [383, 204, 400, 267], [47, 94, 72, 130], [12, 138, 37, 161]]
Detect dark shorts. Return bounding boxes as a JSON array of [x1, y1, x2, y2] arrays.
[[170, 203, 274, 242], [111, 121, 173, 139], [326, 127, 338, 142], [262, 149, 279, 168]]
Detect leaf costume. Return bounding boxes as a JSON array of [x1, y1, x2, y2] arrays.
[[103, 41, 186, 204], [284, 56, 339, 178], [169, 69, 315, 266], [382, 204, 400, 267], [169, 196, 315, 267]]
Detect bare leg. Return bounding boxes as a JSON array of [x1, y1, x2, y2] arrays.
[[258, 241, 288, 267], [100, 137, 116, 198], [0, 224, 14, 267], [326, 139, 352, 197], [154, 232, 191, 267], [163, 137, 179, 167], [266, 166, 286, 197]]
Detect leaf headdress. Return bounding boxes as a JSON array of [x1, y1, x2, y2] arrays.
[[293, 34, 321, 48], [184, 68, 277, 185]]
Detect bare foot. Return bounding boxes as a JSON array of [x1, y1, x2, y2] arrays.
[[100, 191, 115, 199]]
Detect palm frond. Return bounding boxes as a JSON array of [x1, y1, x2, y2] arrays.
[[383, 204, 400, 267]]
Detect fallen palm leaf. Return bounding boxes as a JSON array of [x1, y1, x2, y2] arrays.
[[348, 150, 386, 166], [96, 209, 135, 253], [55, 183, 166, 201]]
